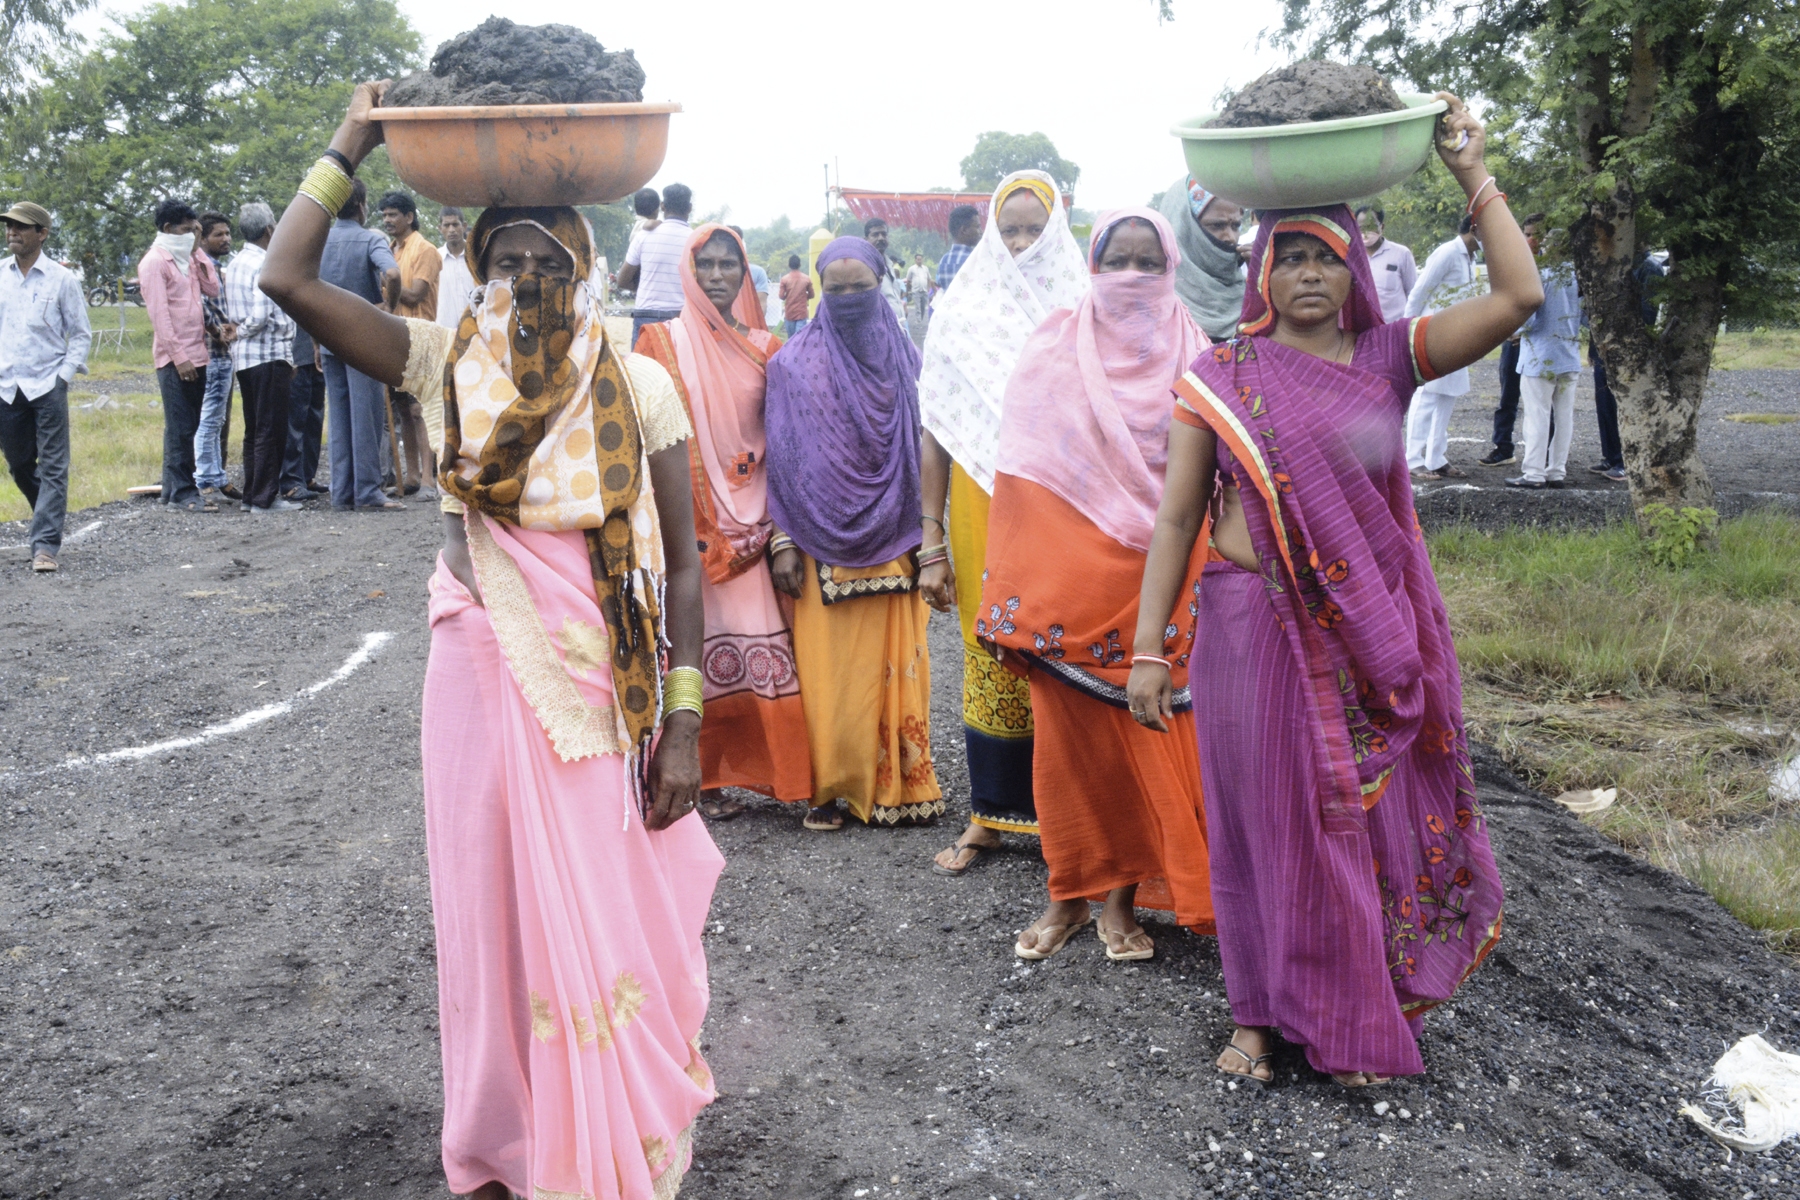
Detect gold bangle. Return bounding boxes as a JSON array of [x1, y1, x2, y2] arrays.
[[297, 157, 353, 221]]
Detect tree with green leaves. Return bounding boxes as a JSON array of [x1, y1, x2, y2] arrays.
[[960, 132, 1080, 195], [0, 0, 94, 96], [1280, 0, 1800, 518], [4, 0, 419, 278]]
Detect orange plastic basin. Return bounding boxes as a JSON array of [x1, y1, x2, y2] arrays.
[[369, 101, 681, 208]]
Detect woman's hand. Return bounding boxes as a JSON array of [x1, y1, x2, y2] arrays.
[[441, 512, 483, 605], [1433, 92, 1487, 188], [331, 80, 390, 172], [645, 711, 701, 831], [920, 558, 956, 613], [1126, 662, 1173, 734], [769, 546, 806, 598]]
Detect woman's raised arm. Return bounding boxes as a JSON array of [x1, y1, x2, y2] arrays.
[[1419, 94, 1545, 377], [260, 80, 411, 388]]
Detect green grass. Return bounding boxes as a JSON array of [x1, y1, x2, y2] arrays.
[[1724, 412, 1799, 425], [1714, 328, 1800, 370], [1430, 513, 1800, 947]]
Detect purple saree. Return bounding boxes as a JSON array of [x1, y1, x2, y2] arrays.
[[1173, 206, 1503, 1077]]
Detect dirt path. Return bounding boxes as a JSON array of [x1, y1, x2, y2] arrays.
[[2, 500, 1797, 1199]]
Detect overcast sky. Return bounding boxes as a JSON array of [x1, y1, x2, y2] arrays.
[[77, 0, 1298, 226]]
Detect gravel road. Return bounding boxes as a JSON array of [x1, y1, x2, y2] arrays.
[[2, 498, 1798, 1200]]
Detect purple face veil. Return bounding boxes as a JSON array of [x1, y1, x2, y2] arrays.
[[763, 236, 923, 567]]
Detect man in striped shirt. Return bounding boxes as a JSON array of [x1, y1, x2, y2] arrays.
[[618, 182, 692, 347], [223, 201, 298, 512]]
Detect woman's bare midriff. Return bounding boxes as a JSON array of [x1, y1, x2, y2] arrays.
[[1212, 483, 1259, 571]]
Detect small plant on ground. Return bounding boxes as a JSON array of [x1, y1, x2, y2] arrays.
[[1640, 503, 1719, 569]]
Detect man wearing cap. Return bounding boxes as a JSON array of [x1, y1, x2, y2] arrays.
[[0, 201, 90, 573]]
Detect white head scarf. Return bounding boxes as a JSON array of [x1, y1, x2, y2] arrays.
[[918, 169, 1088, 493]]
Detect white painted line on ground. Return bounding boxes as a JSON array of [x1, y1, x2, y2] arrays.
[[58, 631, 394, 769]]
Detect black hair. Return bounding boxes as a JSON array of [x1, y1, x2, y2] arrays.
[[661, 183, 693, 218], [198, 210, 231, 236], [1353, 205, 1385, 225], [1520, 211, 1548, 229], [788, 254, 802, 270], [1458, 214, 1475, 235], [948, 205, 979, 236], [728, 224, 744, 238], [379, 191, 417, 222], [153, 199, 199, 231], [863, 217, 888, 235], [439, 206, 465, 223], [339, 178, 366, 221], [633, 187, 661, 218]]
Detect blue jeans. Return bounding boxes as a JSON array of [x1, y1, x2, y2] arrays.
[[630, 308, 681, 349], [194, 353, 234, 488], [321, 353, 390, 508], [784, 318, 809, 339], [0, 380, 70, 554]]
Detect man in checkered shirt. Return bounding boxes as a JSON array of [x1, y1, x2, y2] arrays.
[[223, 201, 298, 512]]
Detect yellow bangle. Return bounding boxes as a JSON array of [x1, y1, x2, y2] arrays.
[[296, 157, 353, 221], [662, 666, 704, 722]]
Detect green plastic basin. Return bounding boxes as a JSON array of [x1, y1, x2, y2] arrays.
[[1171, 93, 1449, 210]]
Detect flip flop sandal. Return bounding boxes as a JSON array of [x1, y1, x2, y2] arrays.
[[931, 841, 989, 877], [803, 806, 844, 831], [1097, 923, 1155, 961], [1218, 1041, 1274, 1087], [698, 796, 746, 822], [1013, 914, 1092, 961]]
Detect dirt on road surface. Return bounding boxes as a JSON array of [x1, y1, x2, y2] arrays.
[[2, 500, 1798, 1200]]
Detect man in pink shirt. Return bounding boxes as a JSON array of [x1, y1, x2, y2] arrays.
[[139, 198, 222, 511]]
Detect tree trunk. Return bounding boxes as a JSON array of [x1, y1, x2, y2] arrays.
[[1572, 191, 1717, 523]]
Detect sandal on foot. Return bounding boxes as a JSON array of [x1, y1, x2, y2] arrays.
[[1218, 1041, 1273, 1086], [1097, 922, 1155, 961], [803, 805, 844, 831], [1331, 1072, 1390, 1088], [1013, 913, 1092, 961], [698, 794, 746, 822], [931, 839, 990, 877]]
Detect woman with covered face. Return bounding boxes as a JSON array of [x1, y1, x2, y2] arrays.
[[762, 236, 942, 827], [917, 169, 1089, 877], [260, 83, 720, 1200], [633, 224, 814, 821], [978, 208, 1215, 961], [1127, 96, 1537, 1086]]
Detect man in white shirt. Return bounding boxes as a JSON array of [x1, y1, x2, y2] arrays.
[[617, 182, 692, 347], [1356, 206, 1418, 324], [862, 218, 908, 323], [1403, 215, 1484, 479], [0, 201, 89, 572], [435, 206, 475, 330]]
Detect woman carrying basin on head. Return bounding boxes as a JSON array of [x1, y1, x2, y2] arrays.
[[633, 224, 814, 821], [917, 169, 1089, 877], [260, 82, 720, 1200], [1127, 96, 1534, 1087], [762, 235, 942, 829], [978, 207, 1216, 962]]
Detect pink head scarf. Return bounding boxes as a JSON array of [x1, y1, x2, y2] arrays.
[[995, 206, 1210, 552]]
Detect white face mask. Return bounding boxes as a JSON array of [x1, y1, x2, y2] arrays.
[[155, 230, 196, 274]]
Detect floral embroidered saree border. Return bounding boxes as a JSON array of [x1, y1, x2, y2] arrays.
[[465, 510, 623, 762]]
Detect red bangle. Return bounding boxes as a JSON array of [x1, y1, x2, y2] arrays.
[[1472, 190, 1508, 226]]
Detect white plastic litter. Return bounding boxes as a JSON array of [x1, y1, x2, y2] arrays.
[[1553, 787, 1617, 814], [1679, 1034, 1800, 1152]]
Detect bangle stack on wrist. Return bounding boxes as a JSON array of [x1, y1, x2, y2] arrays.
[[662, 665, 704, 722], [296, 155, 354, 220], [916, 542, 949, 569], [768, 534, 797, 557]]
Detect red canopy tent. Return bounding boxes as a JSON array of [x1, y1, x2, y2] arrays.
[[836, 187, 1074, 237]]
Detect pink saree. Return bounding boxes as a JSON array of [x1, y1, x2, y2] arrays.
[[423, 515, 724, 1199]]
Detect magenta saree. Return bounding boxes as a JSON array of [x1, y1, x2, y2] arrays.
[[1173, 206, 1503, 1078]]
